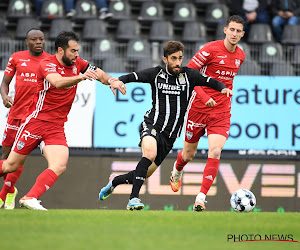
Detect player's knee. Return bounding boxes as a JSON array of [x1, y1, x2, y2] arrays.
[[50, 164, 67, 176], [183, 149, 196, 162], [209, 147, 222, 159], [143, 152, 156, 162], [3, 161, 19, 173]]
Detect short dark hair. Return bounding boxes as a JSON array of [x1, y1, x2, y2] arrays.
[[55, 31, 79, 51], [26, 28, 43, 39], [226, 15, 245, 30], [163, 41, 184, 57]]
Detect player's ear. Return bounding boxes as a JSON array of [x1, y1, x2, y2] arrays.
[[162, 56, 167, 65], [57, 47, 64, 55]]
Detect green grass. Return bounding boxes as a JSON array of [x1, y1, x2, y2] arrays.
[[0, 210, 299, 250]]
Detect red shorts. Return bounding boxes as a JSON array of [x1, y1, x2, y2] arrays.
[[12, 118, 68, 155], [184, 110, 231, 143], [2, 118, 23, 147]]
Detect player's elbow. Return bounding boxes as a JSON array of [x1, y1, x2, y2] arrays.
[[51, 80, 64, 89]]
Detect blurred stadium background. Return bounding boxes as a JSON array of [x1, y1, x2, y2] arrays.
[[0, 0, 299, 212]]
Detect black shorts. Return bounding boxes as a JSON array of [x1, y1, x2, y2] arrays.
[[139, 121, 176, 166]]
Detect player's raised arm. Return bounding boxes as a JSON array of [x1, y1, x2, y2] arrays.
[[0, 75, 14, 108]]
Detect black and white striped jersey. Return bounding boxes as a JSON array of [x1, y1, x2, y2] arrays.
[[119, 66, 226, 138]]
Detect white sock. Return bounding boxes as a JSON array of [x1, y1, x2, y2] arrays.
[[196, 192, 206, 201]]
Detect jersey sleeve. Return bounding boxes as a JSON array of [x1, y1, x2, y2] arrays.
[[190, 68, 227, 92], [4, 53, 16, 77], [39, 59, 59, 78], [194, 86, 211, 104], [76, 57, 90, 73], [119, 67, 158, 84], [187, 44, 212, 71]]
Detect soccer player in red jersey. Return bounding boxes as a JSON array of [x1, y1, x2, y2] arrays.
[[169, 15, 246, 211], [0, 29, 50, 209], [0, 31, 126, 210]]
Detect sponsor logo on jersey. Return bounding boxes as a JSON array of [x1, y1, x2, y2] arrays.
[[17, 141, 25, 150], [61, 70, 65, 75], [21, 62, 27, 66], [217, 55, 227, 58], [201, 51, 210, 56], [219, 60, 225, 64], [215, 70, 236, 76], [21, 72, 37, 77], [235, 59, 241, 68], [186, 131, 193, 140]]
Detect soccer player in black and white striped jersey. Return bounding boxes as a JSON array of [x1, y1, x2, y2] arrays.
[[99, 41, 233, 210]]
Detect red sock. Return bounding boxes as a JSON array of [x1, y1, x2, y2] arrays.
[[0, 165, 24, 201], [26, 169, 58, 199], [0, 159, 5, 178], [200, 158, 219, 195], [176, 150, 188, 171]]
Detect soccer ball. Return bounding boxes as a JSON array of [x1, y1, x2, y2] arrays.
[[230, 189, 256, 212]]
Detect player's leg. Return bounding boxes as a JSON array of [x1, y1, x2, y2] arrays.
[[170, 111, 206, 192], [194, 134, 227, 212], [20, 145, 68, 211], [0, 145, 22, 209], [1, 120, 25, 209], [127, 136, 156, 210], [0, 151, 26, 208]]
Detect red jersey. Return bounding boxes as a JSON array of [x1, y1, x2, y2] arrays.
[[4, 50, 50, 119], [187, 40, 245, 113], [27, 55, 89, 125]]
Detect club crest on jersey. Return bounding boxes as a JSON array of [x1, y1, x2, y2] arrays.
[[235, 59, 241, 68], [159, 72, 166, 79], [17, 141, 25, 150], [186, 131, 193, 140], [178, 74, 186, 85], [73, 65, 77, 75], [151, 129, 157, 136]]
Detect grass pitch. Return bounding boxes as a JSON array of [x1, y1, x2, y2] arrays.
[[0, 210, 299, 250]]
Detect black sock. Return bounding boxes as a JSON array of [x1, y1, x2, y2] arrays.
[[130, 157, 152, 199], [112, 171, 134, 187]]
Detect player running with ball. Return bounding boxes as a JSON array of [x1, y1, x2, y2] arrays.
[[170, 15, 245, 211]]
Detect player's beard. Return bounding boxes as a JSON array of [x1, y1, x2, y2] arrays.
[[167, 64, 181, 75], [62, 52, 75, 66]]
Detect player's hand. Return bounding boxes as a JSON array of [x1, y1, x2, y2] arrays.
[[205, 98, 217, 107], [2, 95, 13, 108], [109, 80, 127, 96], [82, 69, 98, 81], [221, 88, 233, 97]]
